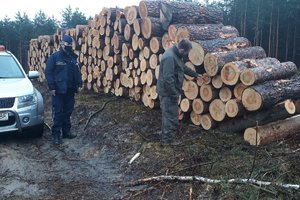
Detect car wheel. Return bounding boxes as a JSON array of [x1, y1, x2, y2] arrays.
[[24, 123, 44, 138]]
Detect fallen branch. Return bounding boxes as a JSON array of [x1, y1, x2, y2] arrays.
[[84, 98, 115, 130], [127, 175, 300, 190]]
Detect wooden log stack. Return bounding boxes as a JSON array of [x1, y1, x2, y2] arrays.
[[27, 0, 299, 146]]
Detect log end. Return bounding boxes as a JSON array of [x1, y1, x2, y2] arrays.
[[190, 111, 201, 126], [244, 127, 261, 145], [204, 53, 218, 77], [209, 99, 226, 122], [221, 63, 240, 86], [200, 114, 215, 130], [285, 99, 296, 114], [225, 99, 238, 118], [139, 1, 147, 18], [189, 41, 204, 66], [242, 88, 262, 111], [240, 69, 255, 86]]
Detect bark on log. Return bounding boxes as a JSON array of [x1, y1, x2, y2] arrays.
[[242, 76, 300, 111], [204, 46, 266, 77], [142, 17, 163, 39], [196, 37, 251, 54], [160, 2, 223, 31], [175, 24, 239, 43], [139, 0, 161, 18], [221, 57, 280, 86], [244, 114, 300, 146], [220, 99, 295, 133], [240, 61, 297, 86]]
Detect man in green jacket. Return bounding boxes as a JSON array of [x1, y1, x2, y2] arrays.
[[156, 39, 202, 145]]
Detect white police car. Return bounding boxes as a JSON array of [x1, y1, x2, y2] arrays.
[[0, 45, 44, 137]]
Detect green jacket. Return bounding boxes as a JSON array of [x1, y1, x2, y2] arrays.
[[156, 45, 199, 96]]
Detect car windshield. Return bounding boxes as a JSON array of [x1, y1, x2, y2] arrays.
[[0, 55, 25, 78]]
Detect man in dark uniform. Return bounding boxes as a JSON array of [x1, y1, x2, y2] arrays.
[[156, 39, 202, 145], [45, 35, 83, 145]]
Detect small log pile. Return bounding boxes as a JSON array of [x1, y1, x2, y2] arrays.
[[27, 0, 299, 146]]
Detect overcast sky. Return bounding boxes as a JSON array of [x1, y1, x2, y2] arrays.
[[0, 0, 141, 20]]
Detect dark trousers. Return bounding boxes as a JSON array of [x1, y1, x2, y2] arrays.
[[51, 92, 75, 138], [159, 95, 179, 143]]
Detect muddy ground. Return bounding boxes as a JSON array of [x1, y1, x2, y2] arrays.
[[0, 80, 299, 200]]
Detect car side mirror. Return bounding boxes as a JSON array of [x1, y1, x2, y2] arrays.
[[28, 71, 39, 79]]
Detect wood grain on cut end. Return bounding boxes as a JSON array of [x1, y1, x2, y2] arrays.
[[190, 111, 201, 126], [204, 53, 218, 77], [221, 62, 240, 86], [209, 99, 226, 122], [240, 68, 255, 86], [242, 87, 263, 111]]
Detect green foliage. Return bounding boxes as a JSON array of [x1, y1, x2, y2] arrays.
[[0, 6, 88, 71]]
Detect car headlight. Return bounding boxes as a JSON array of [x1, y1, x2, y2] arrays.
[[17, 93, 37, 108]]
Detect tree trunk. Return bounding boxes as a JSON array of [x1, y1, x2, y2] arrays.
[[142, 17, 163, 39], [160, 1, 223, 31], [221, 57, 280, 86], [204, 46, 266, 77], [240, 61, 297, 86], [196, 37, 251, 54], [242, 75, 300, 111], [139, 0, 161, 18], [220, 99, 295, 133], [175, 24, 239, 43], [244, 114, 300, 146]]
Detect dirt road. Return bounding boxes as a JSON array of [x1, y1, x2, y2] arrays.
[[0, 81, 299, 199]]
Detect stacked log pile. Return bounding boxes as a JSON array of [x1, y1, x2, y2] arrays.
[[27, 0, 299, 146]]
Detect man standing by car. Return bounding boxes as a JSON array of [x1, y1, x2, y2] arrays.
[[45, 35, 83, 145], [156, 39, 202, 145]]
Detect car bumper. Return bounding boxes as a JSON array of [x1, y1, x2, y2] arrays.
[[0, 104, 44, 134]]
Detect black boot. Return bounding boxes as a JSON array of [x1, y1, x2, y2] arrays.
[[62, 132, 77, 139]]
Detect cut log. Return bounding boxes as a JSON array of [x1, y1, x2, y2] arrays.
[[175, 24, 239, 43], [132, 34, 140, 51], [150, 37, 163, 54], [143, 46, 151, 59], [124, 24, 134, 41], [126, 6, 139, 25], [200, 84, 218, 102], [221, 57, 280, 86], [192, 98, 209, 114], [139, 0, 161, 18], [112, 33, 125, 50], [233, 83, 247, 100], [196, 37, 251, 54], [200, 114, 217, 130], [225, 99, 245, 118], [190, 111, 201, 126], [184, 62, 196, 81], [180, 98, 191, 113], [118, 18, 127, 34], [242, 76, 300, 111], [221, 99, 295, 133], [204, 46, 266, 77], [182, 80, 199, 100], [212, 75, 223, 89], [244, 114, 300, 146], [133, 18, 143, 36], [219, 87, 232, 102], [140, 58, 149, 72], [160, 2, 223, 31], [240, 61, 297, 86], [149, 54, 158, 69], [138, 38, 149, 51], [142, 17, 163, 39], [146, 69, 156, 86], [188, 41, 204, 66], [209, 99, 226, 122]]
